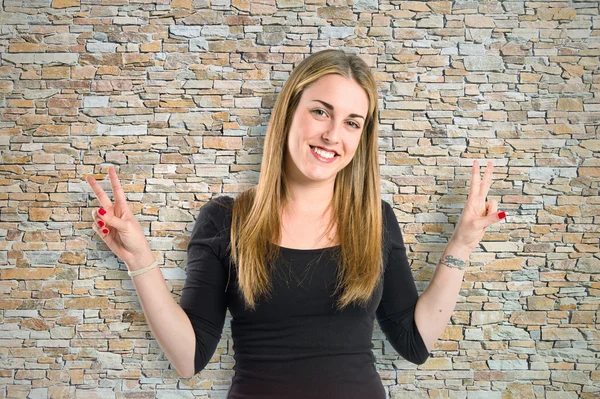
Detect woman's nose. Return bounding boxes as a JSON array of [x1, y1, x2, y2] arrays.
[[322, 121, 342, 143]]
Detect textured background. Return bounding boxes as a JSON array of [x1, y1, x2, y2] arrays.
[[0, 0, 599, 398]]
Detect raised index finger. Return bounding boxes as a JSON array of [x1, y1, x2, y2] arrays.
[[469, 160, 480, 197], [108, 167, 127, 205]]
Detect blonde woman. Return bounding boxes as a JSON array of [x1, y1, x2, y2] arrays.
[[86, 49, 505, 398]]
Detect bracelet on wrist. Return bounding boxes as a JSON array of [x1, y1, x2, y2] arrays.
[[128, 257, 159, 277]]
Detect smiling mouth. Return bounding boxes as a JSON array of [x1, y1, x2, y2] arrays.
[[310, 145, 339, 159]]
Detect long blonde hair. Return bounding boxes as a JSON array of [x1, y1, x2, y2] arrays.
[[230, 49, 382, 311]]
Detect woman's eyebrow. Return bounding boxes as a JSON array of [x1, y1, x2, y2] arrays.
[[311, 99, 365, 120]]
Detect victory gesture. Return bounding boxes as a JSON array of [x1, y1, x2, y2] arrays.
[[86, 167, 152, 267], [449, 160, 506, 252]]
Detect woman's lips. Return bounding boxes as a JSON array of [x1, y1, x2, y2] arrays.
[[310, 145, 338, 163]]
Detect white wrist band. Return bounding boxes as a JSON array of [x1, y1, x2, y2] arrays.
[[128, 258, 159, 277]]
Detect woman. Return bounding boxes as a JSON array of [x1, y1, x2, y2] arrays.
[[86, 49, 505, 398]]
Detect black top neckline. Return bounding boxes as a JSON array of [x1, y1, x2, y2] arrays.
[[273, 244, 341, 253]]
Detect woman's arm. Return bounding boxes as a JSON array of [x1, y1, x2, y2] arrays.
[[413, 241, 471, 353], [129, 199, 229, 378], [128, 251, 198, 378], [414, 161, 504, 353]]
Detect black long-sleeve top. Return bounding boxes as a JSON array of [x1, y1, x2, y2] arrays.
[[179, 195, 430, 399]]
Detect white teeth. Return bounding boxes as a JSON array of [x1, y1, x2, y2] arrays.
[[311, 146, 336, 159]]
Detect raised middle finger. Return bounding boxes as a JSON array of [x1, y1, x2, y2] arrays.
[[479, 161, 494, 198], [86, 173, 113, 210]]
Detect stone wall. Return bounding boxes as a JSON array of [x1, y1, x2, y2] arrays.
[[0, 0, 599, 398]]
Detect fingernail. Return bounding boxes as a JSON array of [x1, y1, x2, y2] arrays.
[[98, 221, 105, 227], [498, 211, 506, 219], [102, 229, 109, 234], [99, 208, 106, 216]]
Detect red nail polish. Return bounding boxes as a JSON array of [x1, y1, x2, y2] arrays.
[[98, 221, 105, 227], [99, 208, 106, 216], [498, 211, 506, 219], [102, 229, 109, 234]]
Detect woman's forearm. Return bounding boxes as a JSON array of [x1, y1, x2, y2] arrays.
[[414, 240, 472, 353], [127, 252, 197, 378]]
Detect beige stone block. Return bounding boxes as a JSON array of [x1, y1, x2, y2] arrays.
[[574, 243, 599, 252], [440, 325, 463, 340], [501, 43, 531, 56], [394, 29, 426, 40], [392, 54, 421, 63], [527, 296, 555, 310], [557, 98, 583, 111], [42, 66, 70, 79], [401, 2, 429, 11], [393, 121, 431, 131], [571, 311, 595, 324], [580, 140, 600, 151], [510, 311, 546, 325], [9, 43, 46, 52], [506, 139, 542, 151], [64, 297, 109, 309], [20, 318, 50, 330], [418, 357, 452, 369], [1, 268, 56, 280], [418, 55, 449, 67], [472, 311, 504, 326], [483, 111, 507, 121], [160, 153, 190, 164], [579, 167, 600, 177], [67, 369, 83, 384], [0, 299, 22, 309], [546, 205, 581, 217], [171, 0, 192, 8], [554, 8, 576, 20], [429, 2, 452, 14], [16, 114, 54, 126], [123, 53, 153, 66], [541, 327, 584, 341], [159, 99, 195, 108], [562, 64, 584, 78], [483, 258, 524, 271], [465, 15, 495, 28], [386, 153, 419, 165], [47, 98, 80, 108], [8, 99, 34, 108], [207, 40, 237, 52], [58, 252, 85, 265], [52, 0, 80, 7], [204, 136, 243, 150], [29, 208, 53, 221], [503, 382, 535, 399], [250, 0, 277, 15], [71, 66, 97, 79], [109, 339, 134, 351], [232, 0, 250, 11], [520, 73, 542, 83], [140, 41, 161, 52]]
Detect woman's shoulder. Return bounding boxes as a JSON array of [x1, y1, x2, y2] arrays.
[[200, 195, 234, 223], [380, 198, 394, 217]]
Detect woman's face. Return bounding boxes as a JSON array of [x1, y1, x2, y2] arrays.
[[284, 74, 369, 187]]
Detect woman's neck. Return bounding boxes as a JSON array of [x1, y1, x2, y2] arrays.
[[283, 181, 334, 218]]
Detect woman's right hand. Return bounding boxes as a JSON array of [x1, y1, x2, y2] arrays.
[[86, 167, 153, 268]]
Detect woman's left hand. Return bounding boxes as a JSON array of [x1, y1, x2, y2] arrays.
[[450, 160, 506, 252]]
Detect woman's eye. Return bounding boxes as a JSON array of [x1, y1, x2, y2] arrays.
[[312, 109, 360, 129]]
